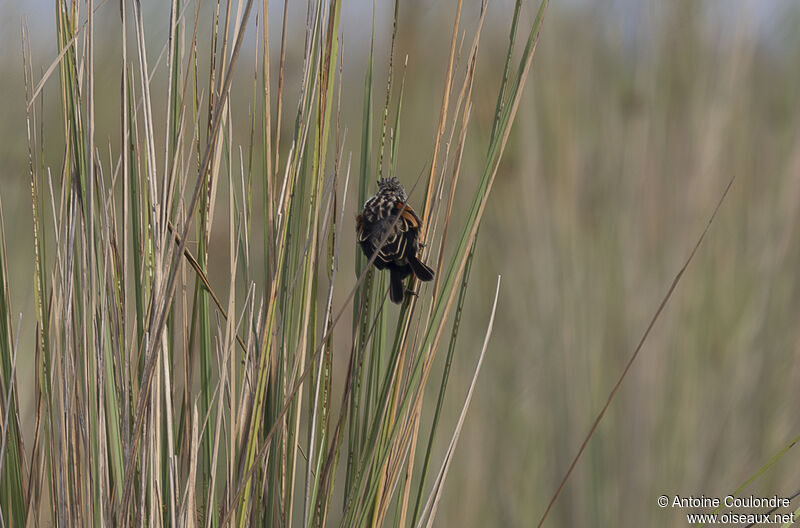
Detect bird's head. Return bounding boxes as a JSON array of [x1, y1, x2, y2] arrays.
[[376, 177, 407, 202]]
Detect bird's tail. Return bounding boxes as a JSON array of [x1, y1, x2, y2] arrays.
[[389, 270, 407, 304]]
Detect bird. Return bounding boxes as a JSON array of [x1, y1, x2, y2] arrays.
[[356, 177, 435, 304]]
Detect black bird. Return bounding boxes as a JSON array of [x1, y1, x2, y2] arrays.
[[356, 177, 435, 303]]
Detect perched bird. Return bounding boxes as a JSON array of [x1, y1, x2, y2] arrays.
[[356, 177, 435, 303]]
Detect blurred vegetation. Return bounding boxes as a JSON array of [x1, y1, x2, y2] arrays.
[[1, 0, 800, 526]]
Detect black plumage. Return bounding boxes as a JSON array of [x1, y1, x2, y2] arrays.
[[356, 178, 435, 303]]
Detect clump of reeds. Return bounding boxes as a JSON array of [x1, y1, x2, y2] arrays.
[[0, 0, 547, 525]]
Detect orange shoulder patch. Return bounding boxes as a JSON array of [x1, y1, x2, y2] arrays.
[[398, 206, 419, 229]]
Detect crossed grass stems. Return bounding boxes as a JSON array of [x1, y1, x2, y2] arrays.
[[1, 0, 775, 526], [1, 0, 550, 526]]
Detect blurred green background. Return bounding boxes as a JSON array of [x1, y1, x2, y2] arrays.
[[3, 0, 800, 525]]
